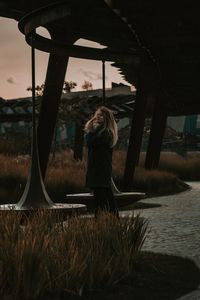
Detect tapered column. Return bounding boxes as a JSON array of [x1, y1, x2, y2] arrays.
[[123, 79, 148, 190], [37, 53, 69, 178], [17, 33, 53, 209], [145, 99, 167, 169]]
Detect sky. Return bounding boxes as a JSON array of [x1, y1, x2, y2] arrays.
[[0, 17, 132, 100]]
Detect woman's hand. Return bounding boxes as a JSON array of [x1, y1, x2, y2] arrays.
[[92, 121, 101, 130]]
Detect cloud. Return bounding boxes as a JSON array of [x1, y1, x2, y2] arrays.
[[79, 68, 107, 81], [7, 77, 16, 84]]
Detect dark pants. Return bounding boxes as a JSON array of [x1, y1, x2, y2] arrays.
[[93, 187, 119, 217]]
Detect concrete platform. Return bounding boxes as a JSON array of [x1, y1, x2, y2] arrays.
[[0, 203, 86, 215], [66, 192, 146, 209]]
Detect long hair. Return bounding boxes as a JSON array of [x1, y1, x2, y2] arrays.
[[84, 106, 118, 147]]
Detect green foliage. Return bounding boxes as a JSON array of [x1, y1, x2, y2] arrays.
[[0, 210, 147, 299]]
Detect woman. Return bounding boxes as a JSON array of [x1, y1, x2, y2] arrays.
[[84, 106, 119, 216]]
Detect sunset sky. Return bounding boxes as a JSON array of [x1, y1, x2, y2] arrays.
[[0, 17, 132, 100]]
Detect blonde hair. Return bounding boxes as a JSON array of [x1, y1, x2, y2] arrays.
[[84, 106, 118, 147]]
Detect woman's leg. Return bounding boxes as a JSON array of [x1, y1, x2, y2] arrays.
[[93, 187, 119, 217]]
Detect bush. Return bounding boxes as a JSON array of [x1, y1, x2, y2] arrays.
[[158, 152, 200, 181], [0, 210, 147, 299], [0, 150, 191, 204], [134, 167, 189, 195]]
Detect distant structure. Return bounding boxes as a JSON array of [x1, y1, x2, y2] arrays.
[[168, 115, 200, 136], [0, 83, 135, 156]]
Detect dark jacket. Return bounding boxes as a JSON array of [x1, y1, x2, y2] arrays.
[[85, 127, 113, 188]]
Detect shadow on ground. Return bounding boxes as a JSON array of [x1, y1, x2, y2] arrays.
[[40, 251, 200, 300], [92, 252, 200, 300], [120, 201, 162, 211]]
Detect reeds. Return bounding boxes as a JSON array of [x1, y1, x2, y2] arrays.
[[134, 167, 188, 195], [0, 150, 192, 204], [0, 210, 147, 299], [158, 152, 200, 180], [0, 154, 28, 203], [112, 151, 189, 195]]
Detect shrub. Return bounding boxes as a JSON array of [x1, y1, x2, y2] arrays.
[[158, 153, 200, 181], [0, 150, 191, 204], [0, 210, 147, 299], [134, 167, 188, 195]]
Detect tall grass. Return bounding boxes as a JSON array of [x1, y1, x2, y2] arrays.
[[0, 135, 30, 155], [0, 210, 147, 299], [46, 150, 86, 197], [112, 150, 189, 195], [0, 154, 28, 203], [138, 152, 200, 181], [0, 150, 192, 204], [159, 152, 200, 181], [134, 167, 188, 195]]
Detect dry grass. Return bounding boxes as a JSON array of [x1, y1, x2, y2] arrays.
[[158, 152, 200, 180], [0, 154, 28, 203], [0, 150, 192, 204], [1, 209, 199, 300], [133, 167, 188, 195], [46, 150, 87, 199], [112, 150, 189, 195], [0, 210, 147, 299], [138, 152, 200, 181]]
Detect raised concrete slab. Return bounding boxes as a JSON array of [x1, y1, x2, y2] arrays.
[[66, 192, 146, 209], [0, 203, 86, 214]]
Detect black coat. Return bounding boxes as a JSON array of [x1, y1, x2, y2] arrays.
[[85, 127, 113, 188]]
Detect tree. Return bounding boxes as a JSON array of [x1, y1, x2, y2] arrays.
[[63, 80, 77, 93], [82, 80, 93, 91], [26, 84, 45, 97], [26, 80, 77, 96]]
